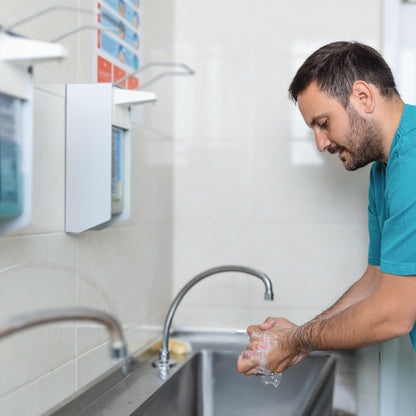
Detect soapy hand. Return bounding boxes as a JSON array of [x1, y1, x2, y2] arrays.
[[237, 317, 308, 376]]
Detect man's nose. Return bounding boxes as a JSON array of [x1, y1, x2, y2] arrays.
[[314, 130, 331, 152]]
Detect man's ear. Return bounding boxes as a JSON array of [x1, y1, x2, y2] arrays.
[[350, 81, 375, 113]]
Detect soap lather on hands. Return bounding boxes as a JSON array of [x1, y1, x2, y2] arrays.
[[237, 317, 309, 376]]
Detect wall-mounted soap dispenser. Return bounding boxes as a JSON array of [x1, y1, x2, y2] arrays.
[[0, 93, 23, 219], [65, 83, 156, 233], [0, 32, 67, 235]]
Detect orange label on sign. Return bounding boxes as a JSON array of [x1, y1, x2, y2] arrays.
[[114, 65, 126, 88], [128, 76, 139, 90], [97, 55, 112, 82]]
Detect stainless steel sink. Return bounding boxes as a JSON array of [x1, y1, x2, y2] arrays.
[[46, 330, 336, 416]]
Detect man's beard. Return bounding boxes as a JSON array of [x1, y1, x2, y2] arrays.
[[330, 105, 384, 171]]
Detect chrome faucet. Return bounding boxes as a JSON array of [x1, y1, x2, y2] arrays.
[[0, 307, 128, 359], [153, 265, 274, 368]]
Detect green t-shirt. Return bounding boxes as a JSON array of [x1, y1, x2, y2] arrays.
[[368, 103, 416, 349]]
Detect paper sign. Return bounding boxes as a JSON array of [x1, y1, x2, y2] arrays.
[[95, 0, 140, 89]]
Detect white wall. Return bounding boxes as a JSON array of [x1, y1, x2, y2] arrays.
[[0, 0, 389, 415], [0, 1, 174, 414], [170, 1, 382, 415], [171, 0, 379, 330]]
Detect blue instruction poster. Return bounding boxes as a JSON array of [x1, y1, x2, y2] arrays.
[[95, 0, 140, 89]]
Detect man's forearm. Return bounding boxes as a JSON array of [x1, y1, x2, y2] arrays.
[[285, 265, 382, 353], [290, 270, 414, 353], [291, 302, 374, 352], [237, 269, 416, 376]]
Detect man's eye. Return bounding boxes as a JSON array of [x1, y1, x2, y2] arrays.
[[319, 121, 328, 129]]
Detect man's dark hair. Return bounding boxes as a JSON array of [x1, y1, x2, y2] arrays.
[[288, 41, 399, 107]]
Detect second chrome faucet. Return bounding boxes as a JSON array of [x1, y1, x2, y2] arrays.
[[0, 307, 128, 359], [153, 265, 274, 368]]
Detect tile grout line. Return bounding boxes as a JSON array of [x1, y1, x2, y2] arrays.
[[74, 233, 79, 391]]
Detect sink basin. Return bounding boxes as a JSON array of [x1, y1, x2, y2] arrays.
[[46, 330, 336, 416], [139, 349, 335, 416]]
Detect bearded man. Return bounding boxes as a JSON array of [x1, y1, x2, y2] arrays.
[[237, 41, 416, 375]]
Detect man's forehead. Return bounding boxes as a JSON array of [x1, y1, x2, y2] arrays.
[[297, 82, 342, 126], [297, 81, 325, 104]]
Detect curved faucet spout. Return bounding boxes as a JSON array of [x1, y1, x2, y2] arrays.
[[0, 307, 128, 360], [153, 265, 274, 368]]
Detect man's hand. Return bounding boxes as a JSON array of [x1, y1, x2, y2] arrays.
[[236, 317, 308, 376]]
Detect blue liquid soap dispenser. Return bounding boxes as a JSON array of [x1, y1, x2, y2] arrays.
[[0, 93, 23, 218], [0, 30, 67, 234], [111, 127, 124, 215]]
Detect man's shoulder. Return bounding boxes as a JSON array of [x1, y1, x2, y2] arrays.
[[395, 104, 416, 145], [390, 104, 416, 162]]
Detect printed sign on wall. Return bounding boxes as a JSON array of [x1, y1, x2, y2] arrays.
[[96, 0, 140, 89]]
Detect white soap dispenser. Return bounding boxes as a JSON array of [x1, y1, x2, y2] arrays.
[[0, 32, 67, 235], [65, 83, 156, 233]]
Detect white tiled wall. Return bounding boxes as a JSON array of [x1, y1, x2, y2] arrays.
[[171, 1, 382, 415], [0, 0, 174, 414], [1, 0, 386, 414], [171, 0, 380, 330]]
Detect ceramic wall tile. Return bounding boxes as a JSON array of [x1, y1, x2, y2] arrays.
[[356, 344, 381, 414], [76, 1, 100, 84], [31, 88, 66, 232], [168, 54, 313, 142], [0, 234, 76, 400], [130, 73, 176, 140], [134, 0, 175, 134], [172, 267, 263, 310], [174, 141, 254, 222], [76, 227, 150, 323], [249, 223, 369, 308], [76, 329, 159, 390], [0, 262, 76, 318], [1, 0, 81, 85], [357, 393, 380, 416], [76, 342, 117, 390], [172, 304, 323, 330], [331, 351, 357, 414], [249, 56, 301, 140], [171, 304, 255, 330], [0, 362, 75, 416], [76, 326, 113, 357], [140, 0, 175, 60], [0, 327, 75, 398], [250, 139, 371, 224], [172, 57, 254, 141], [173, 138, 370, 225], [173, 222, 368, 322], [173, 223, 255, 284], [135, 88, 175, 139], [128, 129, 174, 225], [249, 0, 381, 57], [1, 0, 78, 42], [75, 224, 172, 351], [0, 234, 76, 319], [33, 40, 79, 85], [0, 0, 387, 414], [5, 84, 66, 236], [0, 0, 175, 413], [173, 0, 252, 58]]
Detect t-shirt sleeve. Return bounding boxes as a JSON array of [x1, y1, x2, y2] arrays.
[[381, 146, 416, 275], [368, 164, 382, 266]]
